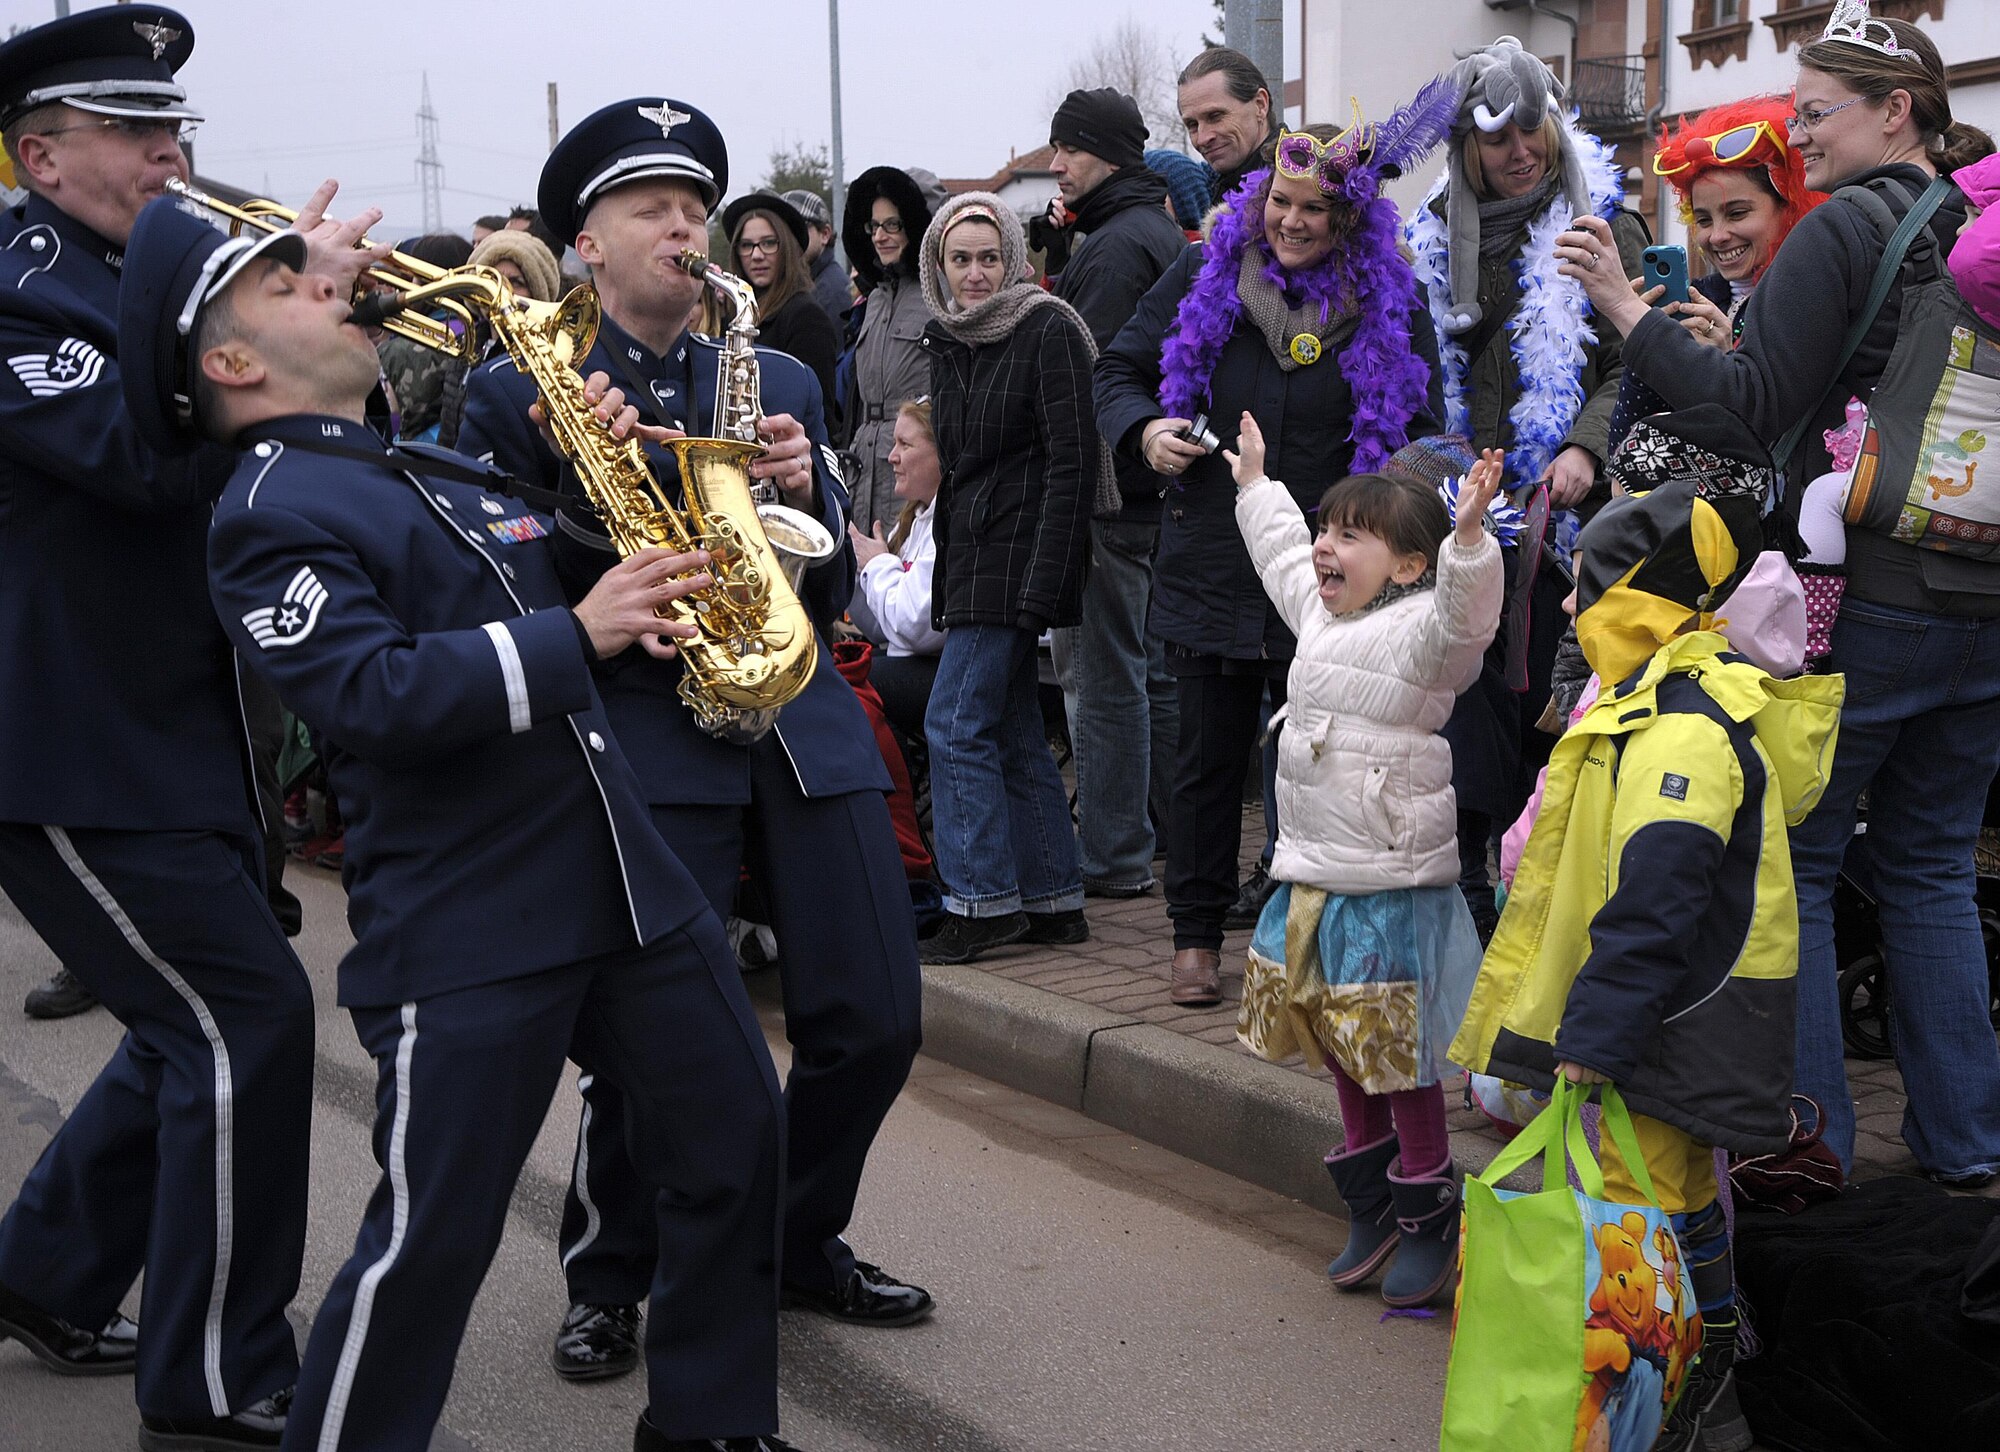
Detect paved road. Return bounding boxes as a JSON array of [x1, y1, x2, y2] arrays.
[[0, 867, 1448, 1451]]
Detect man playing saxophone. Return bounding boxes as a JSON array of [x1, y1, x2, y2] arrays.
[[118, 192, 803, 1452], [458, 98, 930, 1385]]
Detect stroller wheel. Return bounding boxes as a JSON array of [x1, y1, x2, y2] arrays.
[[1839, 952, 1895, 1061]]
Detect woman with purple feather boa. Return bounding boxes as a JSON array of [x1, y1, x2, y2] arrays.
[[1096, 79, 1458, 1010]]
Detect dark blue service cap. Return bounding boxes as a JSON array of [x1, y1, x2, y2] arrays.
[[539, 97, 728, 246], [118, 194, 307, 455], [0, 6, 200, 129]]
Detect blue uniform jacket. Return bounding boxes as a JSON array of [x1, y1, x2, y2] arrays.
[[0, 194, 254, 834], [206, 415, 709, 1006], [456, 313, 889, 807]]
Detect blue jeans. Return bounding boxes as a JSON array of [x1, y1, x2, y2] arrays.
[[1792, 597, 2000, 1178], [926, 623, 1083, 917], [1050, 518, 1179, 891]]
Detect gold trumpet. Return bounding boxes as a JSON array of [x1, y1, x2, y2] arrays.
[[165, 178, 479, 358]]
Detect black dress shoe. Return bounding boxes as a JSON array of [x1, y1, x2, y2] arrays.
[[1022, 908, 1089, 945], [138, 1385, 290, 1450], [783, 1260, 933, 1327], [632, 1412, 800, 1451], [552, 1301, 641, 1381], [23, 966, 97, 1020], [917, 911, 1027, 964], [0, 1280, 136, 1376], [1222, 863, 1277, 932]]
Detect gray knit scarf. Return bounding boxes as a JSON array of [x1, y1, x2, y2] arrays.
[[920, 190, 1120, 518], [1236, 250, 1357, 371], [1475, 174, 1559, 258]]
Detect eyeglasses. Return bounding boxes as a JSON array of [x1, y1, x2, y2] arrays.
[[736, 236, 784, 255], [1788, 97, 1865, 134], [33, 116, 197, 146], [863, 217, 905, 236], [1652, 119, 1787, 176]]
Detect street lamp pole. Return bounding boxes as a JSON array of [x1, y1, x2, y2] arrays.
[[829, 0, 846, 270]]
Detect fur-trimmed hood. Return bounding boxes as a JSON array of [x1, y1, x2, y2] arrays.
[[843, 165, 947, 292]]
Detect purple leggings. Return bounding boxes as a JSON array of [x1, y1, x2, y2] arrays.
[[1327, 1055, 1452, 1176]]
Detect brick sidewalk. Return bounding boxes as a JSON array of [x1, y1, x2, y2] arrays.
[[957, 808, 1963, 1188]]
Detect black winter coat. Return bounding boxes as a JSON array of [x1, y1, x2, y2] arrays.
[[921, 305, 1095, 632], [1054, 167, 1191, 525], [753, 289, 841, 431], [1096, 245, 1445, 660]]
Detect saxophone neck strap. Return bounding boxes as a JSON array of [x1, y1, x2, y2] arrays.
[[243, 421, 578, 516]]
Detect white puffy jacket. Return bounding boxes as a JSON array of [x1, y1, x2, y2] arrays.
[[1235, 477, 1503, 896]]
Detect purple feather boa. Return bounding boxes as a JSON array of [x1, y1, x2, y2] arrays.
[[1158, 166, 1429, 474]]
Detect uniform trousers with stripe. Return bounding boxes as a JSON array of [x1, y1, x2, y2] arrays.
[[559, 744, 922, 1303], [283, 920, 786, 1451], [0, 824, 314, 1421]]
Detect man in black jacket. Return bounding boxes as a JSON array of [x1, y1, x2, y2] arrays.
[[1045, 89, 1189, 898]]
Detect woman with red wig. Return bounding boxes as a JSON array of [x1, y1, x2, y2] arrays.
[[1607, 97, 1827, 451]]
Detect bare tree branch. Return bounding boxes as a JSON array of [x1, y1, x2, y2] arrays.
[[1051, 18, 1192, 155]]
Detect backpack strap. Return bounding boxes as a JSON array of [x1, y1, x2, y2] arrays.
[[1771, 175, 1954, 488]]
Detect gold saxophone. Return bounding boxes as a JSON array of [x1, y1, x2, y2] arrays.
[[167, 181, 832, 743]]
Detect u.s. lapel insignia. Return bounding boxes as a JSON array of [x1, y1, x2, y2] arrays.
[[637, 103, 693, 139], [132, 20, 182, 59]]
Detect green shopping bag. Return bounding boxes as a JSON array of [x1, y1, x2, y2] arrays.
[[1439, 1081, 1703, 1452]]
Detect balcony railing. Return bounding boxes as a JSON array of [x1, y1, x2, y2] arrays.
[[1573, 55, 1648, 131]]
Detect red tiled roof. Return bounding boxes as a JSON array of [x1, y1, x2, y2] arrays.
[[941, 142, 1057, 196]]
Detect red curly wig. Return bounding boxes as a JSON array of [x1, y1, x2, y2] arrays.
[[1654, 96, 1828, 275]]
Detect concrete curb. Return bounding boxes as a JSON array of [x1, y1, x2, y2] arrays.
[[919, 963, 1351, 1218]]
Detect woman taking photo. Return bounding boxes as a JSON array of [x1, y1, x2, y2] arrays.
[[1561, 7, 2000, 1189], [1607, 96, 1828, 447], [843, 166, 947, 534], [721, 191, 840, 413], [915, 193, 1096, 965], [849, 398, 946, 745], [1097, 90, 1452, 1007]]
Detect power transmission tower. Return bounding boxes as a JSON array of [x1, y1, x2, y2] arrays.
[[415, 73, 444, 234]]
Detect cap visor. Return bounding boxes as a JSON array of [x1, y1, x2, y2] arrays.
[[65, 95, 203, 123]]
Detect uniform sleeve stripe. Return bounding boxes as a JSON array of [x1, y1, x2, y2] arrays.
[[481, 621, 532, 733]]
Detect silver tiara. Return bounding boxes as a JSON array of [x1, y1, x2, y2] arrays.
[[1820, 0, 1912, 61]]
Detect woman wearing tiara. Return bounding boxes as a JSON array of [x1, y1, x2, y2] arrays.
[[1095, 85, 1453, 1008], [1563, 3, 2000, 1196]]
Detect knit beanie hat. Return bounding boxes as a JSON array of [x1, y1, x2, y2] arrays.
[[1145, 147, 1216, 231], [469, 228, 561, 304], [1383, 433, 1478, 493], [1437, 36, 1593, 334], [1575, 404, 1769, 683], [1051, 88, 1147, 169]]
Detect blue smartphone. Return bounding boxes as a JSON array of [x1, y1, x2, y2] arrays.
[[1642, 244, 1691, 307]]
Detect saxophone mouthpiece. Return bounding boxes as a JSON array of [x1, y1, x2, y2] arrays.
[[674, 249, 713, 279], [348, 291, 405, 329]]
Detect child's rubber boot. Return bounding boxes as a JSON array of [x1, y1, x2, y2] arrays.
[[1322, 1136, 1399, 1288], [1381, 1157, 1462, 1308], [1656, 1316, 1749, 1452]]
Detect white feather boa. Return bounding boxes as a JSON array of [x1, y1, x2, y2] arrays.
[[1406, 126, 1625, 487]]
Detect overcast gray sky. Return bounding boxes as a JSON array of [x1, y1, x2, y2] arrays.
[[11, 0, 1222, 236]]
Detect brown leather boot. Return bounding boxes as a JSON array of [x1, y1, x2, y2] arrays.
[[1169, 947, 1222, 1006]]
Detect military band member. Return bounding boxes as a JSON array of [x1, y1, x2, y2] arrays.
[[458, 98, 930, 1380], [0, 13, 322, 1447], [120, 190, 807, 1451]]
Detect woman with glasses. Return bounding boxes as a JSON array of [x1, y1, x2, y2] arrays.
[[841, 166, 946, 535], [1605, 97, 1828, 452], [1560, 8, 2000, 1193], [1096, 103, 1447, 1006], [720, 191, 839, 417]]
